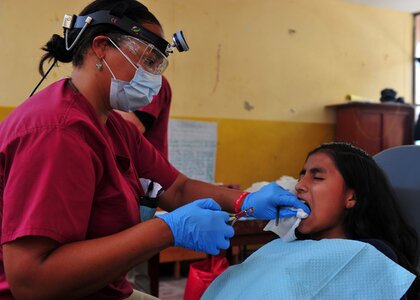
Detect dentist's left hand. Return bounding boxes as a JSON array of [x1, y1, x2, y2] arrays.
[[157, 198, 234, 255]]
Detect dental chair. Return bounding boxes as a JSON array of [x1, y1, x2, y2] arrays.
[[373, 145, 420, 270]]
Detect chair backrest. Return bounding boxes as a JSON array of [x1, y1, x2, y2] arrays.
[[373, 145, 420, 268]]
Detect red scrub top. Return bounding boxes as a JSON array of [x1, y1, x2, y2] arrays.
[[0, 79, 179, 299], [138, 76, 172, 158]]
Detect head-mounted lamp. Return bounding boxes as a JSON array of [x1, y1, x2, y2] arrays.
[[62, 10, 189, 56]]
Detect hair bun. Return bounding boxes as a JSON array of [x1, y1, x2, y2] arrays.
[[43, 34, 73, 63]]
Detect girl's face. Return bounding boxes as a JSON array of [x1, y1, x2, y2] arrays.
[[295, 151, 356, 239]]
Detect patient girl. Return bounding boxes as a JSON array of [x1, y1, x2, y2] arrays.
[[296, 142, 418, 298], [202, 142, 418, 300]]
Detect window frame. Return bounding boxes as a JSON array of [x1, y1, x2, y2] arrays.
[[413, 13, 420, 121]]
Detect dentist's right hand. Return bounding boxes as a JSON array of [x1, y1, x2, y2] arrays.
[[157, 198, 234, 255]]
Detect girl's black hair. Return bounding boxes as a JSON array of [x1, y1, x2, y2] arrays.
[[38, 0, 161, 76], [308, 142, 419, 299]]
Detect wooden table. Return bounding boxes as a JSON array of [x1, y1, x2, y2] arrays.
[[226, 219, 276, 263]]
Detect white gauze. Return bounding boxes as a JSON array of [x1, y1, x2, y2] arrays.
[[249, 176, 308, 242]]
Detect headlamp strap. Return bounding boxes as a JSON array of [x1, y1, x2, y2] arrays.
[[70, 10, 170, 56], [109, 3, 129, 18]]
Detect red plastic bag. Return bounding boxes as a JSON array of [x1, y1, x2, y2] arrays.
[[183, 255, 229, 300]]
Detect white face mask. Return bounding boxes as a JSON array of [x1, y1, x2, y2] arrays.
[[102, 40, 162, 112]]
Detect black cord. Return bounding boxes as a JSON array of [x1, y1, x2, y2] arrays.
[[29, 60, 57, 97]]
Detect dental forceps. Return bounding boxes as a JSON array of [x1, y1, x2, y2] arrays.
[[229, 207, 254, 226]]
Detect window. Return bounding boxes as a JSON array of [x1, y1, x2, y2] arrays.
[[414, 14, 420, 142]]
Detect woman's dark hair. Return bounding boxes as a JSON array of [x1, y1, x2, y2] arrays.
[[38, 0, 161, 75], [308, 142, 419, 298]]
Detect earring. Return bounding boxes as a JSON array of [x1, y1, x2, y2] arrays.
[[96, 62, 103, 71]]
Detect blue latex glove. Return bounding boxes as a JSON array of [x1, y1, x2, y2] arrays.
[[157, 198, 234, 255], [242, 182, 310, 220]]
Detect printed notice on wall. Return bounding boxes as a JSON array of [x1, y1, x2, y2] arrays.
[[168, 119, 217, 183]]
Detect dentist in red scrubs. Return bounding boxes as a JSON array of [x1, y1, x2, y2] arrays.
[[0, 1, 309, 299]]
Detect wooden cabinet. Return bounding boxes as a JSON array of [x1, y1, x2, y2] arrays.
[[327, 102, 414, 156]]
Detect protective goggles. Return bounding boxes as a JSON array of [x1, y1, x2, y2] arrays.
[[110, 35, 169, 75]]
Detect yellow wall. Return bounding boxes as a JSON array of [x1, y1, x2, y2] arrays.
[[179, 117, 333, 188], [0, 0, 412, 187], [149, 0, 413, 124], [0, 107, 14, 122]]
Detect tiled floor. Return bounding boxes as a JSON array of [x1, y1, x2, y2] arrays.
[[159, 277, 187, 300]]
